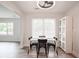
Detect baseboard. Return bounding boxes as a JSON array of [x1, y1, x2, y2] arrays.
[[67, 53, 77, 58], [59, 47, 77, 58]]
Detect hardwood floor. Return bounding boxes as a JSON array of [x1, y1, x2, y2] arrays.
[[0, 42, 75, 58]]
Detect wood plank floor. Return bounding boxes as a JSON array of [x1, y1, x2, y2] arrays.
[[0, 42, 75, 58]]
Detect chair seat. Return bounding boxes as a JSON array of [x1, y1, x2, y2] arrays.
[[47, 43, 55, 46], [30, 41, 38, 50], [30, 40, 38, 44], [47, 40, 55, 44]]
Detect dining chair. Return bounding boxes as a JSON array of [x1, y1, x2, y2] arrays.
[[28, 36, 38, 50], [37, 39, 48, 58], [47, 41, 56, 54], [53, 37, 59, 56]]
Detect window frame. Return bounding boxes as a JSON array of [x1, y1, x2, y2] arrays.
[[0, 22, 13, 35]]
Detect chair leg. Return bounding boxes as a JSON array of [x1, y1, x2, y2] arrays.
[[55, 47, 58, 56], [37, 48, 40, 58], [53, 45, 55, 51], [37, 53, 38, 58], [56, 50, 58, 56], [47, 45, 49, 54], [36, 46, 38, 58], [45, 47, 48, 58], [30, 44, 32, 50], [28, 48, 29, 54], [27, 47, 30, 54], [47, 48, 49, 55]]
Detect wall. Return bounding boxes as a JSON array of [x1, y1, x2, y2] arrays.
[[0, 1, 23, 16], [65, 4, 79, 57], [22, 13, 64, 47], [0, 4, 19, 18], [0, 18, 21, 42]]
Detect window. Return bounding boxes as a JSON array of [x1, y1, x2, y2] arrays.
[[0, 23, 13, 35], [32, 19, 56, 38], [44, 19, 55, 38], [32, 19, 43, 38]]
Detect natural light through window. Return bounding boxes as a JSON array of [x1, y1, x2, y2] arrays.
[[0, 23, 13, 35], [32, 19, 56, 39]]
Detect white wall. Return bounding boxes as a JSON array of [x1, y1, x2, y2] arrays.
[[0, 18, 21, 42], [0, 1, 23, 16], [0, 4, 19, 18], [65, 4, 79, 57]]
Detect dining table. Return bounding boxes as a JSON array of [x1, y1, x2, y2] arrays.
[[30, 37, 56, 45]]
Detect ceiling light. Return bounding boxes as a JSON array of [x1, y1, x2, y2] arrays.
[[37, 1, 55, 9]]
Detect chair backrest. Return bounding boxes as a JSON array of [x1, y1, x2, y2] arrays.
[[38, 39, 47, 47], [39, 36, 46, 38], [38, 39, 47, 43], [53, 37, 60, 47], [28, 36, 32, 40], [53, 37, 58, 40]]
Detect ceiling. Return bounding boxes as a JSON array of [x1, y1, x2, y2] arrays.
[[0, 4, 20, 18], [13, 1, 79, 14]]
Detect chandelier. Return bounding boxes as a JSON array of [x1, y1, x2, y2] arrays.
[[37, 1, 55, 9]]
